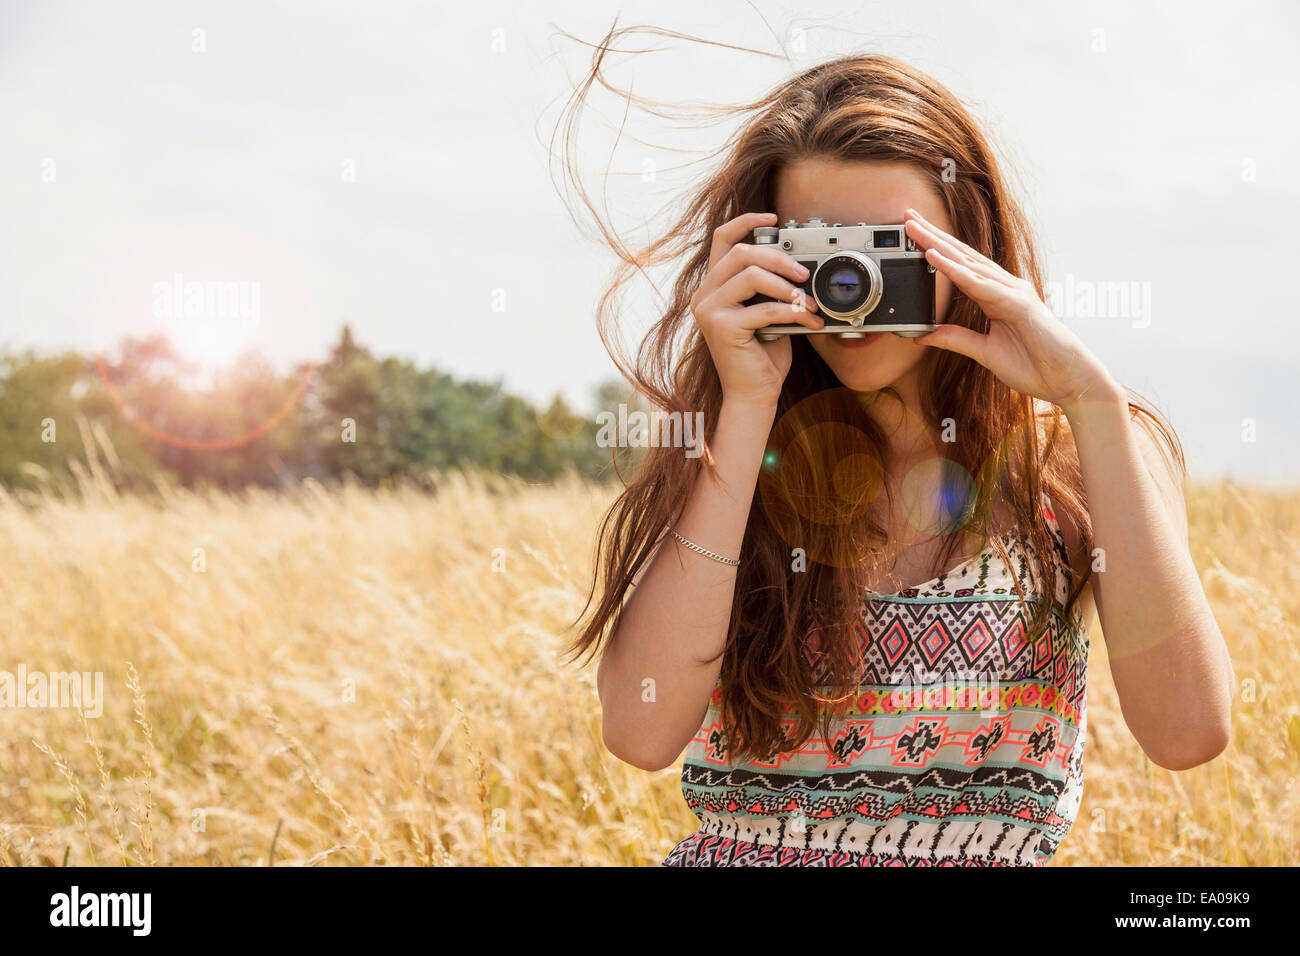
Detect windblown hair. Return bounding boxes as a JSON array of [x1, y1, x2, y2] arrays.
[[557, 22, 1183, 762]]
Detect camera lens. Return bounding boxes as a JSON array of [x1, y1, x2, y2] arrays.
[[814, 257, 871, 312], [811, 252, 884, 321], [825, 266, 863, 306]]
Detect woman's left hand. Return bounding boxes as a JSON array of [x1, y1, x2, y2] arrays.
[[902, 208, 1117, 412]]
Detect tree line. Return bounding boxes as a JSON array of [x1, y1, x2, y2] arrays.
[[0, 327, 638, 491]]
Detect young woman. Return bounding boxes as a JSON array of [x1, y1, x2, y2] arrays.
[[561, 36, 1234, 866]]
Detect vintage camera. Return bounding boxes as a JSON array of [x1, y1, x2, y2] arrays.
[[743, 217, 937, 340]]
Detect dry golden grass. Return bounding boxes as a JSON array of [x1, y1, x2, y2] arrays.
[[0, 464, 1295, 866]]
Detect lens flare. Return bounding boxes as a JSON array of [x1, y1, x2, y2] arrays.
[[93, 354, 315, 451]]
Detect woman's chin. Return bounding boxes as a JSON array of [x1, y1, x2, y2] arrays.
[[817, 355, 919, 392], [833, 373, 898, 392]]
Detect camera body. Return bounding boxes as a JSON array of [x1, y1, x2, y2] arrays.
[[743, 217, 937, 341]]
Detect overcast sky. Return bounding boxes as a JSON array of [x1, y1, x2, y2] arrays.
[[2, 0, 1297, 485]]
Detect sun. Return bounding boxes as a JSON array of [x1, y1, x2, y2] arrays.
[[147, 271, 266, 384], [169, 318, 256, 384]]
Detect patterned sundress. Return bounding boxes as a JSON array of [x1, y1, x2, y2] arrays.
[[662, 492, 1089, 866]]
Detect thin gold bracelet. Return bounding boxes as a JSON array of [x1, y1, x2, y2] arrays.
[[668, 528, 740, 567]]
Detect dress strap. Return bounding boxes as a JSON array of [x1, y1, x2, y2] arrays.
[[1037, 489, 1075, 608], [1039, 491, 1063, 534]]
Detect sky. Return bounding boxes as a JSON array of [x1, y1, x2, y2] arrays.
[[2, 0, 1298, 485]]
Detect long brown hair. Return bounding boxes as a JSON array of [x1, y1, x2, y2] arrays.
[[557, 22, 1184, 762]]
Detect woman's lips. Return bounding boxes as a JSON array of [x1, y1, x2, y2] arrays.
[[830, 331, 886, 349]]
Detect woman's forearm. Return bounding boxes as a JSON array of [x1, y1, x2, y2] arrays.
[[597, 397, 776, 770], [1063, 383, 1233, 770]]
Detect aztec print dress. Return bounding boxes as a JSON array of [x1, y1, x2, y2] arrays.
[[661, 492, 1089, 867]]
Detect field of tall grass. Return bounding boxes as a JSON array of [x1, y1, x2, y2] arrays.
[[0, 460, 1296, 865]]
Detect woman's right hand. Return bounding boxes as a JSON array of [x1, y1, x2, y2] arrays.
[[689, 212, 823, 407]]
